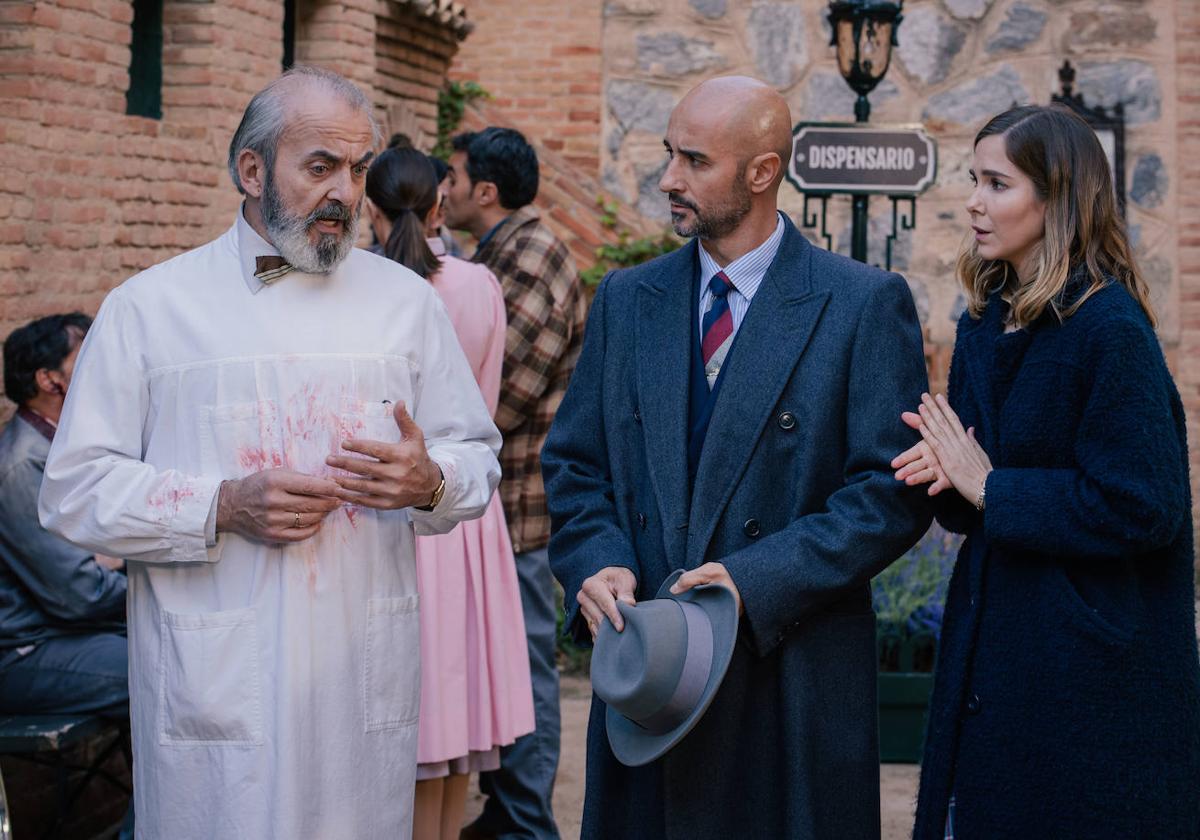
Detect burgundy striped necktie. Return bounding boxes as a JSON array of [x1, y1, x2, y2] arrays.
[[701, 271, 735, 388]]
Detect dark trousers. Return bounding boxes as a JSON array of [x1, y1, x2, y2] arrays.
[[471, 547, 561, 839], [0, 632, 129, 716]]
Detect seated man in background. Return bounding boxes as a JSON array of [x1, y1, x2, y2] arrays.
[[0, 312, 129, 716]]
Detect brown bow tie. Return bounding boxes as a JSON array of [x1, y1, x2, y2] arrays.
[[254, 255, 293, 284]]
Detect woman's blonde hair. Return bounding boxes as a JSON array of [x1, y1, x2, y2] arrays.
[[958, 105, 1155, 328]]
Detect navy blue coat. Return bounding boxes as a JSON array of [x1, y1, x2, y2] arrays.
[[543, 220, 932, 840], [913, 283, 1200, 839]]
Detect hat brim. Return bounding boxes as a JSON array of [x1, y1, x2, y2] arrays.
[[605, 569, 739, 767]]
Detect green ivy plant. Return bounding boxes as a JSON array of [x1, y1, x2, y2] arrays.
[[580, 196, 681, 286], [433, 81, 491, 160]]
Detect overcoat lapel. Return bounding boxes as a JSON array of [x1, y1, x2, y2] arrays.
[[686, 225, 830, 567], [636, 241, 699, 569]]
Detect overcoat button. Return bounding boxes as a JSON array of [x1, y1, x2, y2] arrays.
[[966, 693, 982, 715], [743, 519, 761, 538], [633, 409, 641, 424], [777, 411, 797, 431], [637, 513, 647, 530]]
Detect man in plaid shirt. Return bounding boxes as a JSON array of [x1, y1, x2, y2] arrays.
[[444, 127, 586, 840]]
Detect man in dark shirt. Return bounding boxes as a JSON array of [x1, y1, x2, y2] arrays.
[[0, 313, 128, 716]]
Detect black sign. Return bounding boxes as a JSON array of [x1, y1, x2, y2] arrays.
[[787, 123, 937, 196]]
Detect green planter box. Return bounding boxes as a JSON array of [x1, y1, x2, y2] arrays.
[[878, 670, 934, 763], [877, 631, 936, 764]]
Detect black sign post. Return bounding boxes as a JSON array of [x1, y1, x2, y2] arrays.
[[787, 123, 938, 269]]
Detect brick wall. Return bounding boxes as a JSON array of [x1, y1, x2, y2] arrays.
[[451, 0, 603, 177], [0, 0, 273, 338], [0, 0, 469, 382], [458, 99, 660, 276], [1176, 1, 1200, 562], [374, 0, 463, 146]]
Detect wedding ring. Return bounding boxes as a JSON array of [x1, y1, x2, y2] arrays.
[[294, 512, 301, 529]]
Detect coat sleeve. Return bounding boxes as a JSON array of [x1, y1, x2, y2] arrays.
[[982, 312, 1187, 559], [721, 274, 933, 657], [543, 274, 640, 644], [0, 459, 126, 621], [39, 288, 223, 564], [409, 289, 503, 536]]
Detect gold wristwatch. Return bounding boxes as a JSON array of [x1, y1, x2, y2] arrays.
[[415, 465, 445, 512]]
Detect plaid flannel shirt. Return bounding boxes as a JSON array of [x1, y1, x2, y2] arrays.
[[474, 205, 587, 553]]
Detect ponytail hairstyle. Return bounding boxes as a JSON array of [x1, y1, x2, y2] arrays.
[[958, 104, 1155, 328], [365, 146, 441, 280]]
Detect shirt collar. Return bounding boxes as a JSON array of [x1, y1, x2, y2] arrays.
[[697, 211, 786, 302], [473, 214, 511, 255], [236, 204, 282, 295], [17, 406, 56, 442]]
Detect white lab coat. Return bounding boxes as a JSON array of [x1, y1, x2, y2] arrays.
[[39, 211, 502, 839]]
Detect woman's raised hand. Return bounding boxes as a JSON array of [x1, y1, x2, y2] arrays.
[[911, 392, 993, 506], [892, 411, 954, 496]]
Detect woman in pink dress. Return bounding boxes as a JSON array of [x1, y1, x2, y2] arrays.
[[365, 145, 534, 840]]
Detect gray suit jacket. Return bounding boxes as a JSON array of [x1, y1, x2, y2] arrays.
[[0, 413, 125, 649], [544, 217, 931, 839]]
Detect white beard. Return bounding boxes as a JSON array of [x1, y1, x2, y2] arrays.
[[261, 175, 360, 275]]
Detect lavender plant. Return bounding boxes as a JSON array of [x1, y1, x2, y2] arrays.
[[873, 523, 961, 672]]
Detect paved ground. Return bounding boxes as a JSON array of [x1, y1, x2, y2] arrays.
[[465, 674, 921, 839]]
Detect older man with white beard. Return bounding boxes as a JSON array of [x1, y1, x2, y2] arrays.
[[38, 66, 501, 840]]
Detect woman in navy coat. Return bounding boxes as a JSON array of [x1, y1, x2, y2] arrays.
[[894, 104, 1200, 838]]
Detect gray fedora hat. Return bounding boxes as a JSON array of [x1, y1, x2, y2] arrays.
[[591, 569, 738, 767]]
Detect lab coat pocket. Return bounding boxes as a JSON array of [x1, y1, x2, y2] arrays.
[[199, 401, 284, 479], [338, 398, 403, 449], [159, 607, 264, 745], [363, 594, 421, 732]]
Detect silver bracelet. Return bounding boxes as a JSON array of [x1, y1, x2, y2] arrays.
[[974, 476, 988, 511]]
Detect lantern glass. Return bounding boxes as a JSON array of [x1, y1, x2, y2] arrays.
[[835, 18, 857, 79], [859, 19, 893, 82]]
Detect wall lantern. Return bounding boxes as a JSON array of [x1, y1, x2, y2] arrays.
[[1052, 60, 1126, 218], [828, 0, 903, 124]]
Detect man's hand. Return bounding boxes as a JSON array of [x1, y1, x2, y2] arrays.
[[216, 470, 342, 544], [94, 554, 124, 571], [670, 562, 744, 616], [326, 401, 443, 510], [578, 566, 638, 640]]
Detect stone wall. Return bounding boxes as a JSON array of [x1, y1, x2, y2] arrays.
[[1176, 0, 1200, 556], [450, 0, 1197, 557], [601, 0, 1180, 345]]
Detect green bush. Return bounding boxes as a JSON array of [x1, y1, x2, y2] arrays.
[[579, 196, 681, 286], [432, 81, 490, 160]]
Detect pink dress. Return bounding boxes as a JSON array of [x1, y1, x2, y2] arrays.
[[415, 243, 535, 778]]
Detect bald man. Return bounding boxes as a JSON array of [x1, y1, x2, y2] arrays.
[[543, 77, 931, 838]]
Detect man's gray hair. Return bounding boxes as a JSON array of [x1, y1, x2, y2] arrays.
[[227, 65, 381, 195]]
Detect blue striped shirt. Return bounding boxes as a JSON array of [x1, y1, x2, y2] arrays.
[[697, 212, 786, 338]]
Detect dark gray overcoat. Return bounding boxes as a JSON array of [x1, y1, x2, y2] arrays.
[[542, 219, 932, 840]]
